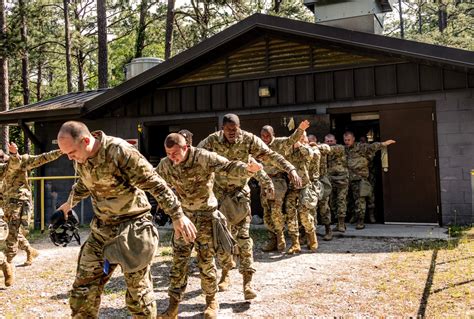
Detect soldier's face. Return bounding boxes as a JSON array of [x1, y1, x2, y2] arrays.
[[344, 134, 355, 147], [222, 123, 240, 144], [165, 144, 187, 165], [260, 130, 272, 145], [324, 136, 336, 145], [58, 134, 90, 163]]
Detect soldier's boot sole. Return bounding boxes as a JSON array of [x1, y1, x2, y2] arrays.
[[2, 262, 14, 287], [203, 295, 219, 319], [218, 269, 231, 291], [24, 247, 39, 266], [243, 272, 257, 300]]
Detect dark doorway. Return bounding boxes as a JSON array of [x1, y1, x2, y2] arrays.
[[330, 112, 385, 223]]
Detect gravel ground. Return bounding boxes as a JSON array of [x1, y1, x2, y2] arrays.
[[0, 226, 472, 318]]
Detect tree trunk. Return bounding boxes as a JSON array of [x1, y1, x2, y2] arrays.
[[134, 0, 148, 58], [73, 2, 84, 91], [274, 0, 282, 13], [19, 0, 30, 106], [164, 0, 175, 60], [64, 0, 73, 92], [97, 0, 108, 88], [398, 0, 404, 39], [36, 52, 42, 101], [0, 0, 9, 151], [438, 3, 447, 32]]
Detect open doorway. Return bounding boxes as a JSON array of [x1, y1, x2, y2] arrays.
[[330, 112, 385, 223]]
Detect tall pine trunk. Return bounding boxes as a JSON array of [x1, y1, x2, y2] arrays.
[[134, 0, 148, 58], [164, 0, 175, 60], [0, 0, 9, 151], [73, 1, 84, 91], [64, 0, 73, 92], [97, 0, 108, 88]]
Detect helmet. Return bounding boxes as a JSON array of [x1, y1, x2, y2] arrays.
[[49, 209, 81, 247]]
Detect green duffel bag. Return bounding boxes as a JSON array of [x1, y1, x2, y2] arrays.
[[330, 174, 349, 186], [219, 188, 251, 225], [359, 179, 373, 197], [212, 210, 237, 255], [320, 176, 332, 199]]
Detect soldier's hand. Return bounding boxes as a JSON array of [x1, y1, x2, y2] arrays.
[[298, 120, 310, 131], [247, 158, 263, 173], [58, 202, 71, 220], [7, 142, 18, 155], [288, 170, 302, 188], [382, 139, 396, 146], [266, 186, 275, 200], [173, 215, 197, 243]]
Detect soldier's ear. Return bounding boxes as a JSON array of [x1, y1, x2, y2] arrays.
[[83, 137, 90, 145]]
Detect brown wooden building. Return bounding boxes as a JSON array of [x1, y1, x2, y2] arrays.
[[1, 14, 473, 226]]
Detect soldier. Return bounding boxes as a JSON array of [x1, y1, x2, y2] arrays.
[[178, 129, 193, 146], [343, 131, 395, 229], [197, 113, 301, 300], [157, 133, 262, 319], [324, 134, 349, 233], [57, 121, 197, 319], [308, 135, 333, 241], [284, 131, 318, 254], [259, 120, 310, 252], [2, 142, 63, 266], [359, 136, 377, 224]]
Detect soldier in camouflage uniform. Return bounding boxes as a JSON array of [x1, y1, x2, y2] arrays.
[[157, 133, 262, 319], [308, 135, 333, 241], [343, 131, 395, 229], [284, 132, 319, 254], [57, 121, 196, 319], [197, 113, 301, 300], [324, 134, 349, 233], [1, 143, 63, 266], [259, 120, 310, 252], [359, 137, 377, 224]]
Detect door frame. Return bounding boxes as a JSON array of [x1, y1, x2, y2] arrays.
[[327, 100, 442, 225]]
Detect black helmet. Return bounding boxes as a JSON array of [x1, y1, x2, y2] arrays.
[[49, 209, 81, 247]]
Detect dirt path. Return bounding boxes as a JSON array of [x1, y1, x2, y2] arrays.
[[0, 227, 472, 318]]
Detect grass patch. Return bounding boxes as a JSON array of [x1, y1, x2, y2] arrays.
[[448, 225, 472, 238], [401, 239, 460, 252]]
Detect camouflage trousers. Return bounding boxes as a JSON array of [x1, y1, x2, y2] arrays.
[[260, 176, 287, 235], [329, 176, 349, 219], [216, 188, 255, 274], [348, 179, 372, 220], [285, 185, 317, 235], [0, 251, 5, 266], [169, 211, 217, 301], [367, 179, 376, 211], [3, 200, 32, 261], [70, 217, 156, 319], [317, 176, 332, 225]]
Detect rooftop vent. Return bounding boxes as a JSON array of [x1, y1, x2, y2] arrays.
[[304, 0, 394, 34], [125, 57, 163, 80]]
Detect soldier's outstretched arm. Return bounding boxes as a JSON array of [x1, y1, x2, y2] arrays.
[[24, 149, 63, 170], [283, 120, 310, 150], [254, 169, 275, 200]]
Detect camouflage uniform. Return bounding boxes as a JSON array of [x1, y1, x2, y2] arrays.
[[197, 130, 296, 273], [260, 128, 304, 241], [345, 142, 384, 223], [327, 145, 349, 221], [67, 131, 183, 319], [285, 144, 316, 237], [312, 144, 332, 226], [1, 149, 62, 262], [156, 146, 252, 301], [366, 150, 377, 221]]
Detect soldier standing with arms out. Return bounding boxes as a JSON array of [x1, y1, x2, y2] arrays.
[[259, 120, 310, 252], [157, 133, 263, 319], [198, 113, 301, 300], [2, 142, 63, 266], [344, 131, 395, 229], [359, 136, 378, 224], [324, 134, 349, 233], [308, 135, 333, 241], [57, 121, 196, 319]]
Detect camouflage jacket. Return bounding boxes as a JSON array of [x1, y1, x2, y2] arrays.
[[345, 142, 383, 181], [1, 150, 62, 202], [309, 143, 331, 181], [318, 144, 331, 177], [197, 129, 296, 192], [264, 128, 305, 176], [67, 131, 183, 224], [286, 144, 313, 189], [157, 146, 253, 213], [327, 144, 348, 178]]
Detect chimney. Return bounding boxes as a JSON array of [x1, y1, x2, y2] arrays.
[[304, 0, 394, 34], [124, 57, 164, 80]]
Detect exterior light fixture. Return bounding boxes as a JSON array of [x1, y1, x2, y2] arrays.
[[258, 86, 272, 97]]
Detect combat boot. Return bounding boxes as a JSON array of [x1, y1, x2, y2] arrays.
[[276, 231, 286, 252], [24, 247, 39, 266], [356, 218, 365, 230], [159, 295, 179, 319], [307, 231, 318, 252], [287, 234, 301, 254], [333, 217, 346, 233], [323, 224, 333, 241], [242, 271, 257, 300], [218, 268, 231, 291], [1, 262, 14, 287], [261, 232, 277, 252], [368, 208, 376, 224], [203, 294, 218, 319]]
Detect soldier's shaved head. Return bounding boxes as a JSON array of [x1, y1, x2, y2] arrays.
[[222, 113, 240, 126], [261, 125, 274, 136], [260, 125, 274, 145], [308, 134, 317, 143], [165, 133, 186, 149], [343, 131, 355, 147], [58, 121, 91, 140], [324, 133, 336, 145]]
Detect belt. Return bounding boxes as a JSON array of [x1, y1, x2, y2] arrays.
[[268, 172, 285, 178], [9, 198, 26, 204]]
